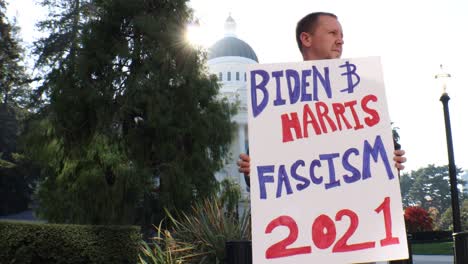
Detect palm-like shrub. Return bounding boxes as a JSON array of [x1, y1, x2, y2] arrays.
[[169, 197, 251, 263], [139, 223, 201, 264], [139, 194, 251, 264]]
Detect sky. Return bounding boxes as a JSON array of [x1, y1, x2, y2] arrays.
[[6, 0, 468, 173]]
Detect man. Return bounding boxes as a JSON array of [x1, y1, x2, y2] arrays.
[[238, 12, 406, 181], [238, 12, 409, 264]]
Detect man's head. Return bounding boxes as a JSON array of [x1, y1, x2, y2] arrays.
[[296, 12, 343, 60]]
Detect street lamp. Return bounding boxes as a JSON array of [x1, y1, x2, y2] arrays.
[[435, 65, 466, 263]]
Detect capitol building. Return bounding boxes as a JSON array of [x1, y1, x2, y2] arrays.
[[206, 15, 258, 201]]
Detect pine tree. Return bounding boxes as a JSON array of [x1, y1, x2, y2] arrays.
[[0, 0, 30, 157], [400, 164, 465, 215], [0, 0, 36, 215], [0, 0, 30, 108], [30, 0, 235, 225]]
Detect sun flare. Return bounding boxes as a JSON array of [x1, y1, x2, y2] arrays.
[[185, 23, 215, 48]]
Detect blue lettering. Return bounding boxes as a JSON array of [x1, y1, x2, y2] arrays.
[[339, 61, 361, 94], [362, 135, 395, 180], [312, 66, 332, 100], [258, 165, 274, 199], [291, 159, 310, 191], [286, 69, 300, 104], [309, 159, 323, 184], [251, 70, 270, 117], [301, 69, 312, 102], [277, 165, 293, 198], [342, 148, 361, 183], [272, 70, 286, 106], [320, 153, 341, 189]]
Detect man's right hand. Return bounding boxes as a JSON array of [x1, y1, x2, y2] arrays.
[[237, 153, 250, 177]]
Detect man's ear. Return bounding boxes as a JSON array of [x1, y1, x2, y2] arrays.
[[300, 32, 312, 48]]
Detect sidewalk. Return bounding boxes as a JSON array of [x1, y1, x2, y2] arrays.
[[413, 255, 453, 264], [376, 255, 453, 264]]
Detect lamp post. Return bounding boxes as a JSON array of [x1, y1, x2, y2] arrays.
[[435, 65, 466, 263]]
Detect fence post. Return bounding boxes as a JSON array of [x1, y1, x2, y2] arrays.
[[453, 231, 468, 264]]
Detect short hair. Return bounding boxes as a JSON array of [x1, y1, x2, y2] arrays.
[[295, 12, 338, 52]]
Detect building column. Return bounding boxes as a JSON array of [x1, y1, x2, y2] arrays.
[[238, 124, 246, 154]]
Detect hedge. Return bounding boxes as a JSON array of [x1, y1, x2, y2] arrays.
[[409, 231, 453, 242], [0, 220, 141, 264]]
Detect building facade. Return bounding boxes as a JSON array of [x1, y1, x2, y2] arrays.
[[206, 15, 258, 200]]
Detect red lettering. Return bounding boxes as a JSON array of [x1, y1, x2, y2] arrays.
[[303, 104, 322, 137], [344, 100, 364, 130], [361, 94, 380, 127], [265, 215, 312, 258], [281, 112, 302, 142], [332, 103, 353, 130], [315, 102, 338, 133]]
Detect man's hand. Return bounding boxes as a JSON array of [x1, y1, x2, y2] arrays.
[[393, 149, 406, 170], [237, 153, 250, 176]]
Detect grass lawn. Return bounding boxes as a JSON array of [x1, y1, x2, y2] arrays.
[[411, 241, 454, 255]]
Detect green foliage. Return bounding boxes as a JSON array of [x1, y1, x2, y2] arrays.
[[0, 0, 31, 108], [400, 164, 465, 218], [0, 220, 141, 263], [218, 178, 242, 216], [0, 0, 37, 216], [166, 196, 251, 264], [28, 0, 235, 226], [0, 156, 36, 215], [0, 104, 19, 157], [139, 222, 201, 264], [437, 199, 468, 231], [0, 105, 38, 215], [0, 152, 15, 168], [33, 132, 151, 224]]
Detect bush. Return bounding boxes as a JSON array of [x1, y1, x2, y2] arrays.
[[139, 223, 200, 264], [0, 221, 141, 263], [140, 195, 251, 264], [404, 206, 433, 232], [409, 230, 452, 242]]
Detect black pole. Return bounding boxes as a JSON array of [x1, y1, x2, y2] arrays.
[[440, 93, 461, 233], [440, 93, 467, 264], [389, 136, 413, 264]]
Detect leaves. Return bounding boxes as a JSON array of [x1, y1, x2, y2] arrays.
[[29, 0, 235, 226], [147, 194, 251, 264], [404, 206, 433, 232], [400, 164, 464, 215], [0, 2, 31, 108]]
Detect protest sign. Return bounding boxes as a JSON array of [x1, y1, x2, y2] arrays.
[[247, 57, 408, 263]]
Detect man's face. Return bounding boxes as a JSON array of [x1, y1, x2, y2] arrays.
[[302, 15, 344, 60]]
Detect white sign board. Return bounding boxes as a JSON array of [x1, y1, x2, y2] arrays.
[[247, 57, 408, 264]]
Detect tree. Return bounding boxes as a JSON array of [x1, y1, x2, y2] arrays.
[[438, 200, 468, 231], [404, 206, 433, 232], [0, 0, 36, 215], [400, 164, 465, 216], [29, 0, 235, 225], [0, 1, 30, 108], [0, 0, 30, 159], [399, 173, 414, 206]]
